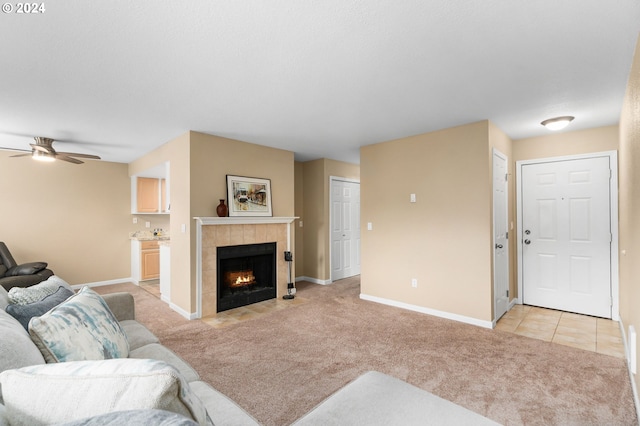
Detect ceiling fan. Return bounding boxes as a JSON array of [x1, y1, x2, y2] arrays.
[[10, 137, 101, 164]]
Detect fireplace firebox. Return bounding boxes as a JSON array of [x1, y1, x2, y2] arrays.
[[217, 242, 276, 312]]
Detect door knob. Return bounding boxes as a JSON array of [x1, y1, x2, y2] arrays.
[[495, 244, 503, 249], [524, 239, 531, 245]]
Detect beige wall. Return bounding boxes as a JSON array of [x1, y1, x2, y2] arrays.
[[513, 125, 619, 161], [0, 150, 132, 284], [619, 35, 640, 399], [299, 158, 359, 282], [360, 121, 494, 322]]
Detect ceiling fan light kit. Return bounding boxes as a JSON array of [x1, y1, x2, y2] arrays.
[[9, 136, 101, 164], [541, 116, 575, 131], [32, 150, 55, 162]]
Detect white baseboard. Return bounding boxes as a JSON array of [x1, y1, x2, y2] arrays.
[[359, 293, 493, 329], [619, 318, 640, 422], [296, 276, 332, 285], [71, 277, 133, 290], [169, 302, 197, 320]]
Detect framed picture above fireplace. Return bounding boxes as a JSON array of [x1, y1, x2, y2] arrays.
[[226, 175, 273, 217]]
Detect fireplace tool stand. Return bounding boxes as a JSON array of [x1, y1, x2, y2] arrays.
[[283, 251, 296, 300]]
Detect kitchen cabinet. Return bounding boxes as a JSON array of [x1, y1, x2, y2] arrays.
[[140, 240, 160, 281], [134, 177, 167, 214], [131, 162, 170, 214]]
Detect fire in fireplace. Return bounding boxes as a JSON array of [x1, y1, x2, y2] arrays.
[[217, 242, 276, 312]]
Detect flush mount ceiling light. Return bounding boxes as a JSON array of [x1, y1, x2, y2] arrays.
[[541, 116, 575, 131]]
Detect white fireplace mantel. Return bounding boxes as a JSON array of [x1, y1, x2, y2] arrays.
[[194, 216, 297, 225]]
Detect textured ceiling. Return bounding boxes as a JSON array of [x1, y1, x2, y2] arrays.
[[1, 0, 639, 164]]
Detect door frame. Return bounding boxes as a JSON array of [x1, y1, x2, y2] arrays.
[[516, 150, 619, 320], [329, 176, 361, 282], [492, 148, 509, 322]]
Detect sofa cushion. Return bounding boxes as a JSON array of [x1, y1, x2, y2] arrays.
[[0, 264, 7, 278], [0, 402, 7, 426], [120, 319, 160, 350], [28, 286, 129, 362], [189, 380, 260, 426], [6, 286, 74, 330], [0, 310, 45, 376], [0, 359, 210, 426], [6, 262, 47, 277], [58, 409, 199, 426], [129, 343, 199, 383], [0, 286, 8, 310]]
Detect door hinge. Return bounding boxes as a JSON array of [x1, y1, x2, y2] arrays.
[[506, 231, 508, 239], [506, 290, 509, 298], [505, 173, 508, 182]]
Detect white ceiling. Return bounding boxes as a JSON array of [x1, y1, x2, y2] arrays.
[[1, 1, 639, 164]]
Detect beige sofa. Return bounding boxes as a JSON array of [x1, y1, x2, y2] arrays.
[[0, 284, 500, 426]]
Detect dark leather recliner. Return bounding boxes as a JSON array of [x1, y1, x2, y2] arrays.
[[0, 242, 54, 291]]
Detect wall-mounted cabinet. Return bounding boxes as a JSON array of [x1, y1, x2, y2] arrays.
[[131, 162, 170, 214]]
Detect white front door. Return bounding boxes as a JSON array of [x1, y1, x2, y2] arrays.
[[521, 156, 612, 318], [493, 149, 509, 321], [331, 178, 361, 281]]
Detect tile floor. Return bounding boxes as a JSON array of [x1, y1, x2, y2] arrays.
[[496, 305, 625, 358], [200, 296, 307, 328], [138, 281, 307, 328]]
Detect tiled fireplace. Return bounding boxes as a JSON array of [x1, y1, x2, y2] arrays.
[[195, 217, 296, 317]]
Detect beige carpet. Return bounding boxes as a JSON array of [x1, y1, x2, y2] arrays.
[[95, 278, 637, 426]]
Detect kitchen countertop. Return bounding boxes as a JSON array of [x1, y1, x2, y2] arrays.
[[129, 230, 170, 241]]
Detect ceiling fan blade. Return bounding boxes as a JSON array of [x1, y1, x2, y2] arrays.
[[57, 152, 101, 160], [30, 143, 55, 154], [55, 154, 84, 164]]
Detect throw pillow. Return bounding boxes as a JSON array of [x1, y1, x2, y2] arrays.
[[6, 286, 74, 330], [8, 280, 61, 305], [0, 359, 210, 426], [28, 286, 129, 362], [5, 262, 47, 276]]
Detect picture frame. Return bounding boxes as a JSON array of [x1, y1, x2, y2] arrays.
[[226, 175, 273, 217]]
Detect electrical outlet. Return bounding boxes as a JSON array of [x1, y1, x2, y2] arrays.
[[411, 278, 418, 288], [367, 222, 373, 231], [299, 220, 303, 228], [181, 224, 186, 233], [133, 217, 138, 224], [410, 193, 416, 203], [145, 221, 150, 228]]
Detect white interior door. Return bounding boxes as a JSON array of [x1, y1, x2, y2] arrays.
[[521, 156, 612, 318], [331, 178, 361, 281], [493, 149, 509, 321]]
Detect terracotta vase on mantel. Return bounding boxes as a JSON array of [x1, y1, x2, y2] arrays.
[[216, 199, 228, 217]]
